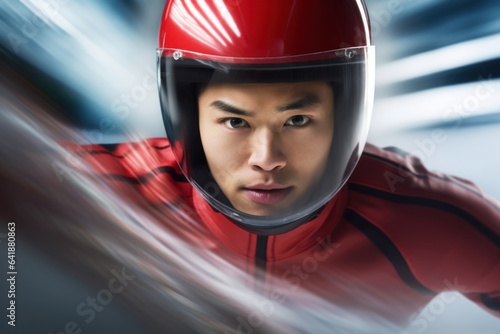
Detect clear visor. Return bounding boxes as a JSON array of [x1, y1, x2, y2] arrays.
[[158, 46, 375, 234]]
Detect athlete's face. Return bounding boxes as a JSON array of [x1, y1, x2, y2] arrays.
[[198, 81, 334, 216]]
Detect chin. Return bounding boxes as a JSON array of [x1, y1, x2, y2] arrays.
[[236, 204, 292, 217]]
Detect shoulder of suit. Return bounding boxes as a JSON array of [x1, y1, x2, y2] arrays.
[[64, 138, 191, 203], [66, 137, 181, 176], [346, 143, 500, 294], [349, 142, 500, 247], [352, 143, 499, 214]]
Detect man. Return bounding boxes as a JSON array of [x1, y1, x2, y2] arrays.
[[77, 0, 500, 330]]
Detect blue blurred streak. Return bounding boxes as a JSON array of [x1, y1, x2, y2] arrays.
[[387, 0, 500, 58], [364, 0, 500, 200], [1, 0, 164, 136]]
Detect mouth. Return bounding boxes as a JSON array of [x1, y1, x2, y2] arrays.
[[242, 184, 293, 205]]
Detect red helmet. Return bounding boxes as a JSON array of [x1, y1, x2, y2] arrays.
[[158, 0, 375, 234]]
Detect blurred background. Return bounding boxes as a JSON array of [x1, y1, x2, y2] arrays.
[[1, 0, 499, 333]]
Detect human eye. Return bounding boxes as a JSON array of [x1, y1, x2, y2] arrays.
[[222, 118, 249, 129], [284, 115, 311, 127]]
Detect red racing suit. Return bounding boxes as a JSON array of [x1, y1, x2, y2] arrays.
[[73, 138, 500, 327]]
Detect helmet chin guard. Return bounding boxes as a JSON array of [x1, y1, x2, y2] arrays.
[[158, 0, 375, 235]]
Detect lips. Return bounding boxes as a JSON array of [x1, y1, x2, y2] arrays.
[[242, 183, 292, 204]]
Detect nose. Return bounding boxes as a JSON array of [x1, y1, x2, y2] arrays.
[[247, 129, 287, 172]]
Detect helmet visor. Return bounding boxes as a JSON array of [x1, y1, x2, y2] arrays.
[[158, 46, 375, 234]]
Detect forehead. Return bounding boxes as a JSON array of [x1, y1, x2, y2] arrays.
[[199, 81, 332, 102]]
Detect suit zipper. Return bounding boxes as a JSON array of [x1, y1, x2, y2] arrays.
[[255, 235, 268, 288]]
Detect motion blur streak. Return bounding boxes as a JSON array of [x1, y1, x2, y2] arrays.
[[0, 73, 400, 334], [377, 33, 500, 86], [2, 0, 499, 332]]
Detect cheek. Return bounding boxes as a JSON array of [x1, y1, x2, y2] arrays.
[[292, 146, 329, 175], [200, 127, 244, 182], [200, 119, 223, 155], [287, 129, 333, 177]]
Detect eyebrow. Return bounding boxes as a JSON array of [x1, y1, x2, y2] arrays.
[[276, 93, 322, 112], [209, 100, 255, 116], [208, 93, 322, 117]]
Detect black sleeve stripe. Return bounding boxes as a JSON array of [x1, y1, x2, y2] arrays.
[[345, 209, 435, 296], [349, 183, 500, 247], [80, 143, 171, 158], [99, 143, 120, 152], [480, 293, 500, 311], [103, 166, 188, 184], [152, 144, 171, 150], [363, 151, 500, 214]]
